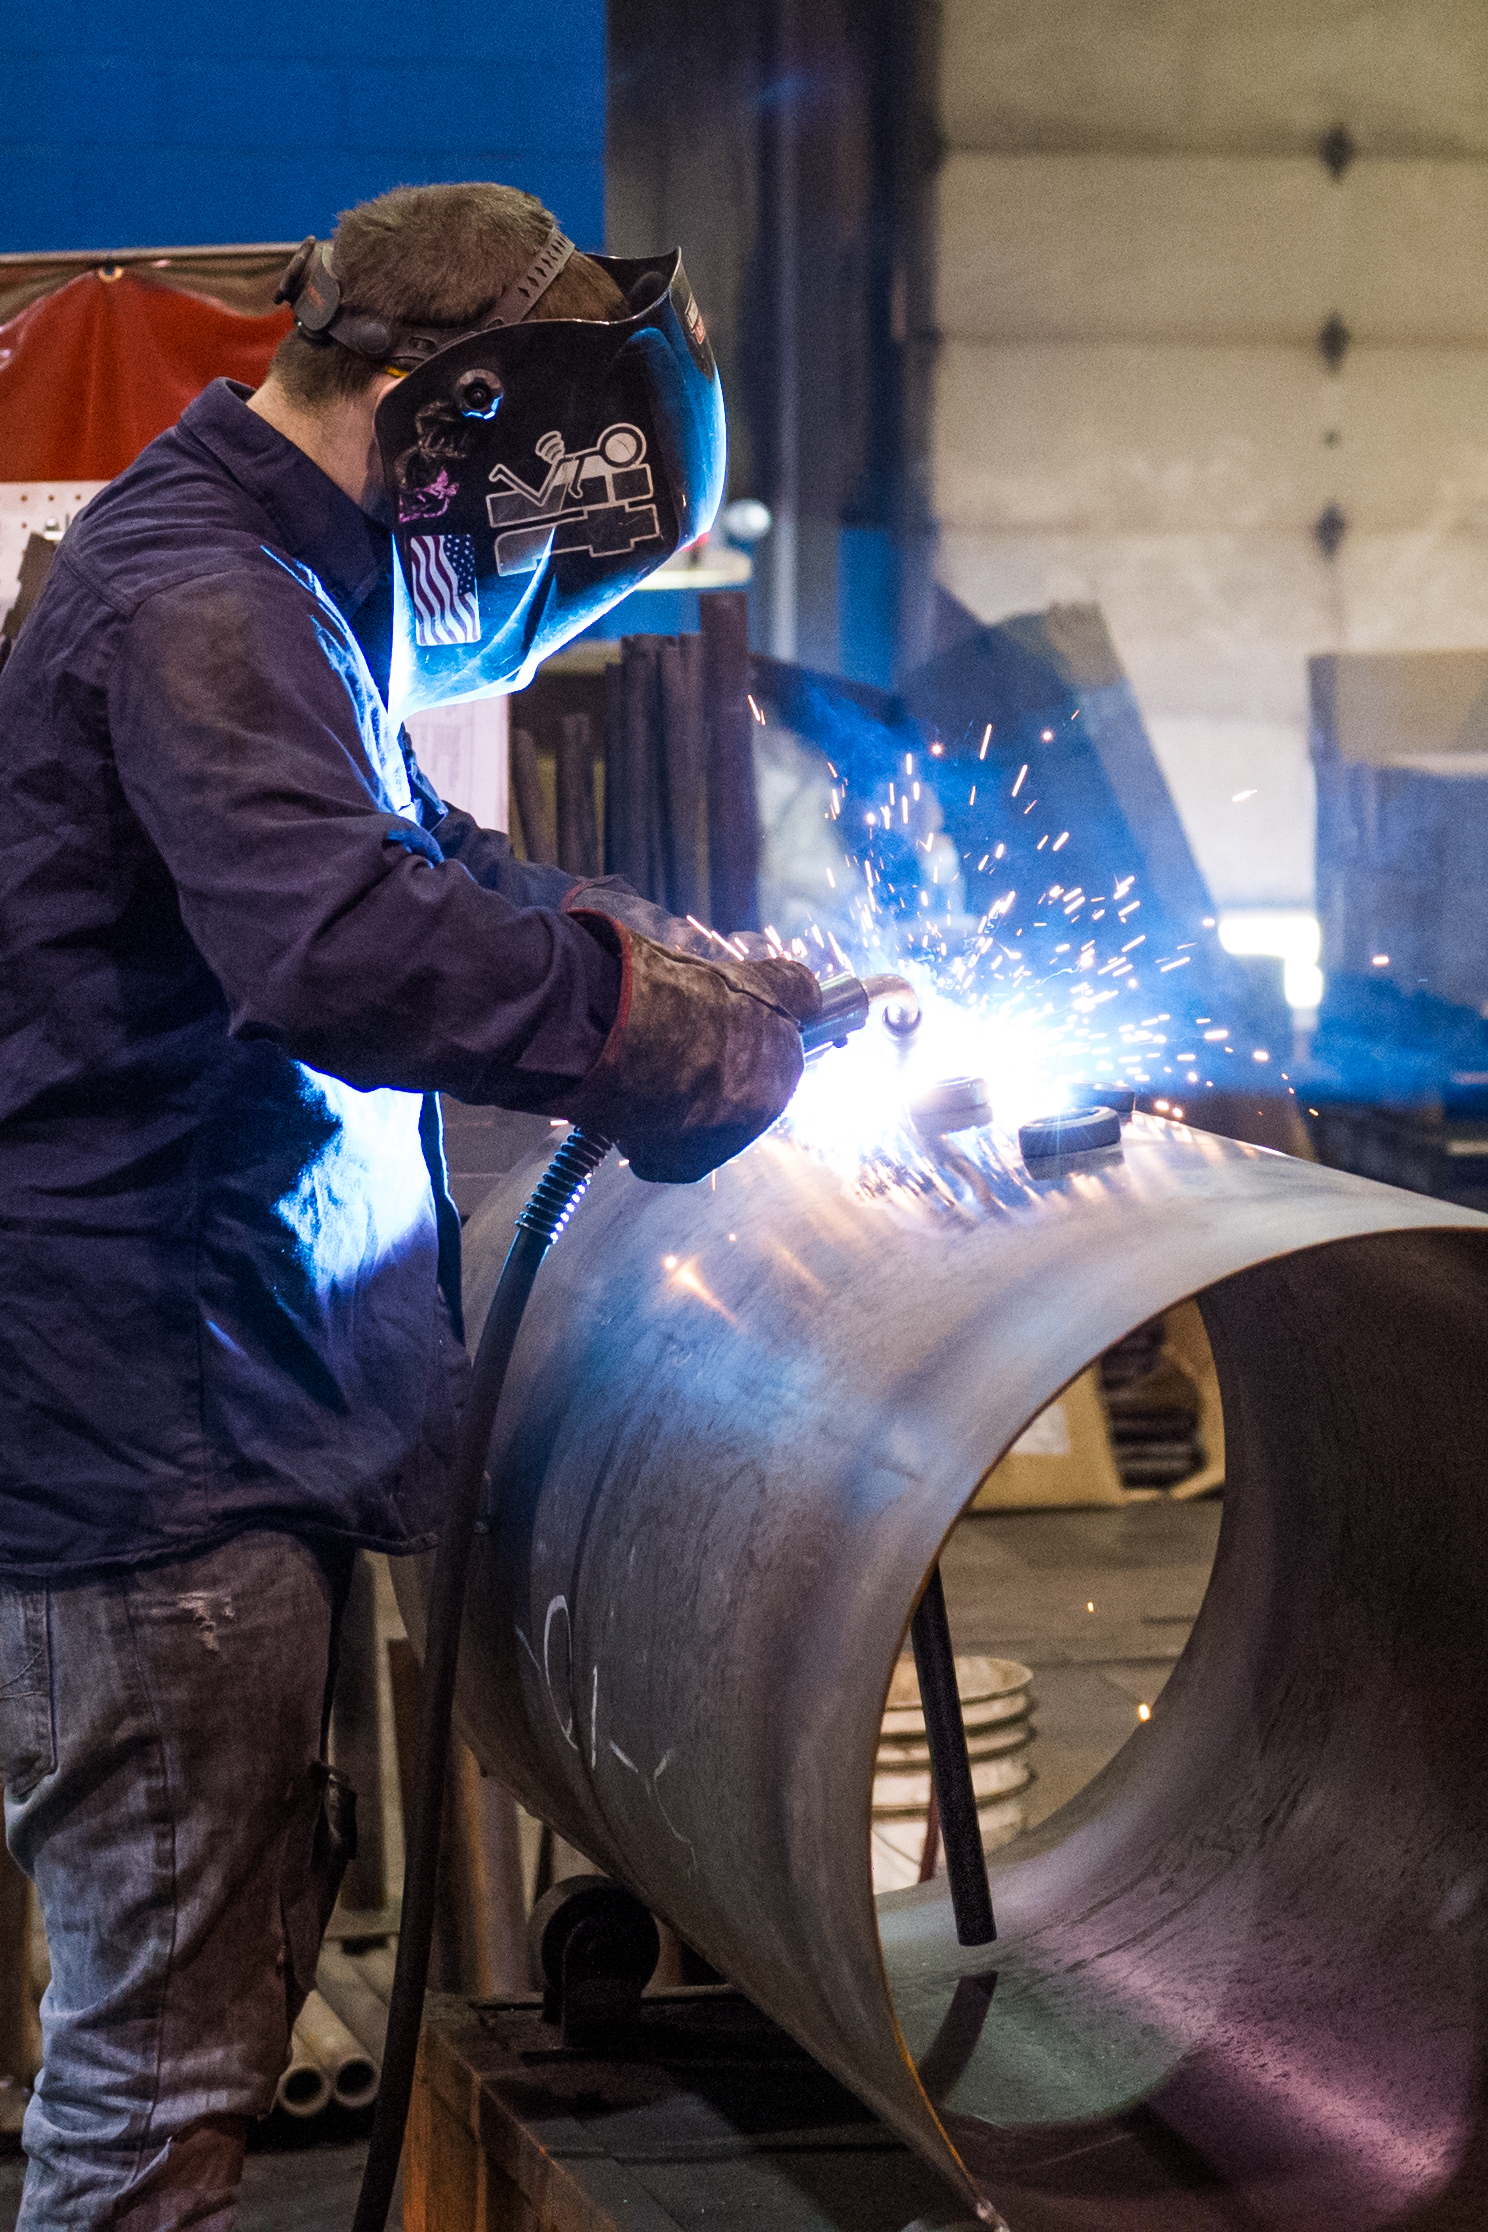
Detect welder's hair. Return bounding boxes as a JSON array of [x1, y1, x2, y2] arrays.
[[268, 183, 626, 408]]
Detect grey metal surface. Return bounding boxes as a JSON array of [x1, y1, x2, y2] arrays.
[[403, 1113, 1488, 2227]]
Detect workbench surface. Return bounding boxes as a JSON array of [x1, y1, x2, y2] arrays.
[[406, 1988, 962, 2232]]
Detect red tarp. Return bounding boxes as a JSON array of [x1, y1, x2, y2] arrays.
[[0, 269, 292, 480]]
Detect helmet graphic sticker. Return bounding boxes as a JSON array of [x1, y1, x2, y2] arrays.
[[487, 422, 662, 577]]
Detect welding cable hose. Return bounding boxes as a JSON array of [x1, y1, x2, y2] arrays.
[[352, 966, 918, 2230], [351, 1125, 613, 2232]]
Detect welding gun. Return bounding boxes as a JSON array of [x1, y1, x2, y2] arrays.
[[801, 968, 921, 1055]]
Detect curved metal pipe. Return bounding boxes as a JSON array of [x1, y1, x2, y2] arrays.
[[402, 1112, 1488, 2227]]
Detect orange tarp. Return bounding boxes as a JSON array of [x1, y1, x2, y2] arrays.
[[0, 269, 291, 480]]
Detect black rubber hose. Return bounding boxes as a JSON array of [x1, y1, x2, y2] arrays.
[[352, 1127, 612, 2232]]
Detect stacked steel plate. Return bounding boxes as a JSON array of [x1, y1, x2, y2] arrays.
[[1099, 1319, 1205, 1488]]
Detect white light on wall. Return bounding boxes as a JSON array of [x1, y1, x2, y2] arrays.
[[1218, 911, 1323, 1012]]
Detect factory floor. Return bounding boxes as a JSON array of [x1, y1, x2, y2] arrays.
[[0, 2134, 393, 2230], [0, 1500, 1217, 2228], [941, 1497, 1222, 1831]]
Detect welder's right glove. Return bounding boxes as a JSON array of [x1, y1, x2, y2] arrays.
[[568, 911, 821, 1183], [561, 876, 776, 962]]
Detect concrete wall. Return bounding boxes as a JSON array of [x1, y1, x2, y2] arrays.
[[0, 0, 605, 253], [934, 1, 1488, 909]]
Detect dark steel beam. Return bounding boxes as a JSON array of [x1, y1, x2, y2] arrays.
[[910, 1564, 994, 1947]]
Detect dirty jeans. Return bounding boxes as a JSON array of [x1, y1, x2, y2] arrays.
[[0, 1532, 343, 2229]]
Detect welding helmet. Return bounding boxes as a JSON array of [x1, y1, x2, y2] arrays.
[[276, 228, 725, 718]]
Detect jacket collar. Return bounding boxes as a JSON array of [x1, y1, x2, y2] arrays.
[[177, 378, 390, 625]]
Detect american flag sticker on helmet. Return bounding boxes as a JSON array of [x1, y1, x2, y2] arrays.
[[408, 534, 481, 647]]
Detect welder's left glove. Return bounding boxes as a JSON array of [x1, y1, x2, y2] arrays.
[[568, 911, 821, 1183]]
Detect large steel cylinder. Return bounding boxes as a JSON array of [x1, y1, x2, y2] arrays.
[[400, 1107, 1488, 2228]]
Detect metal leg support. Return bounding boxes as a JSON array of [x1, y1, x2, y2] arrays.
[[909, 1565, 995, 1946]]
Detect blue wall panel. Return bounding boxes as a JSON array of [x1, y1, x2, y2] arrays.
[[0, 1, 606, 252], [838, 525, 898, 691]]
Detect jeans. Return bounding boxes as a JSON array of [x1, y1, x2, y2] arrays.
[[0, 1532, 345, 2230]]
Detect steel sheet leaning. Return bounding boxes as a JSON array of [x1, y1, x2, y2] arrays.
[[400, 1114, 1488, 2228]]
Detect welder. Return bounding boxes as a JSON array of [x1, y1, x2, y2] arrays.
[[0, 181, 818, 2229]]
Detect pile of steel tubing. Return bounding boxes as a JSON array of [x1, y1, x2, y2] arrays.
[[275, 1959, 389, 2120]]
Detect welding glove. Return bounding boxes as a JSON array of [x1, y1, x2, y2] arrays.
[[562, 877, 775, 962], [567, 909, 821, 1183]]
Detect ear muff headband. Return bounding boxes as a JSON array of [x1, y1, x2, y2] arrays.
[[273, 223, 577, 368]]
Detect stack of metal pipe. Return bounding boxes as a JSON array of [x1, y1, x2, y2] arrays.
[[273, 1948, 391, 2122]]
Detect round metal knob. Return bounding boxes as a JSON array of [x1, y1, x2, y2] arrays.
[[454, 367, 503, 419]]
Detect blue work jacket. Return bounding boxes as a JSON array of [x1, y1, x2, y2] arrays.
[[0, 379, 620, 1580]]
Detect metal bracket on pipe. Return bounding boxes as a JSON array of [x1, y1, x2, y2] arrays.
[[529, 1875, 662, 2052]]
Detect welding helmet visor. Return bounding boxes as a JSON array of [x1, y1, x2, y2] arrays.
[[375, 251, 725, 720]]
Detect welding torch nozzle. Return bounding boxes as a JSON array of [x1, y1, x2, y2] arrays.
[[799, 970, 922, 1056]]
